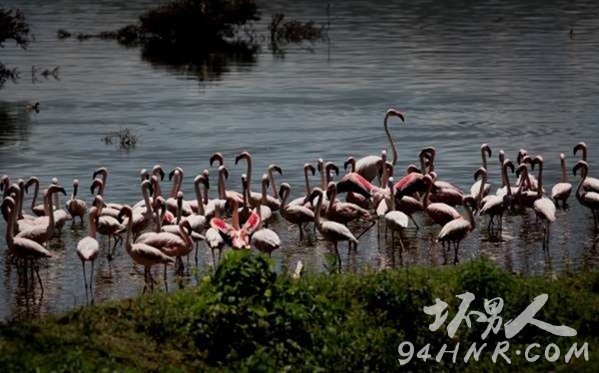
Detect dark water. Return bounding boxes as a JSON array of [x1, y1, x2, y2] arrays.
[[0, 0, 598, 320]]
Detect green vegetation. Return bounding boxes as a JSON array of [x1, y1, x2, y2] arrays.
[[0, 252, 596, 371]]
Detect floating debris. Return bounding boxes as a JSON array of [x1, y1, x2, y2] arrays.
[[102, 129, 138, 151]]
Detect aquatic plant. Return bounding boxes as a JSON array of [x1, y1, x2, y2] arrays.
[[0, 7, 30, 88], [102, 129, 138, 151]]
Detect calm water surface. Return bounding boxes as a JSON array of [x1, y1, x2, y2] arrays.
[[0, 0, 598, 320]]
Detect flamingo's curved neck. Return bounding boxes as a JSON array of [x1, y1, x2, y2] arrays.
[[575, 168, 587, 200], [313, 193, 323, 228], [481, 148, 488, 169], [142, 183, 152, 215], [268, 169, 278, 198], [464, 203, 475, 230], [477, 171, 487, 205], [384, 113, 398, 165], [195, 181, 205, 216], [503, 165, 512, 197], [560, 157, 568, 183], [31, 180, 39, 210], [261, 179, 268, 204], [45, 190, 56, 232], [231, 200, 240, 230], [536, 163, 544, 199], [88, 207, 98, 238], [280, 188, 290, 207], [304, 169, 312, 197]]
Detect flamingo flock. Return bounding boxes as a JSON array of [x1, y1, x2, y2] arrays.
[[1, 108, 597, 293]]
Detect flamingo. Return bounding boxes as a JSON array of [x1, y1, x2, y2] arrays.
[[531, 156, 556, 247], [437, 195, 476, 264], [479, 160, 515, 231], [325, 182, 371, 225], [393, 149, 431, 198], [93, 196, 125, 258], [551, 153, 572, 207], [90, 179, 119, 218], [266, 164, 283, 211], [210, 197, 260, 250], [422, 175, 461, 226], [384, 177, 410, 250], [127, 180, 155, 236], [428, 171, 465, 207], [279, 182, 314, 240], [166, 169, 193, 216], [0, 174, 9, 198], [92, 167, 123, 211], [343, 156, 371, 209], [205, 203, 226, 267], [573, 160, 599, 229], [309, 188, 358, 266], [354, 108, 405, 182], [15, 185, 66, 246], [24, 176, 45, 216], [216, 165, 244, 206], [66, 179, 87, 224], [118, 205, 175, 293], [573, 142, 599, 192], [515, 164, 538, 209], [2, 196, 53, 291], [76, 205, 103, 289], [470, 143, 492, 200], [251, 185, 281, 257], [289, 163, 316, 206]]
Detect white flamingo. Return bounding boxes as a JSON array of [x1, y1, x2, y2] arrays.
[[66, 179, 87, 224], [470, 143, 492, 200], [279, 182, 314, 240], [384, 177, 409, 250], [310, 188, 358, 267], [531, 156, 556, 247], [354, 108, 404, 182], [551, 153, 572, 207], [76, 205, 103, 288], [573, 160, 599, 229], [437, 195, 476, 264]]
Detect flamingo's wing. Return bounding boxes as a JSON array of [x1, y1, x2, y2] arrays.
[[394, 172, 426, 196], [336, 173, 373, 198], [242, 208, 261, 234], [210, 218, 233, 234]]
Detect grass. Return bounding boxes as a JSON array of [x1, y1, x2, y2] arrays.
[[0, 252, 596, 371]]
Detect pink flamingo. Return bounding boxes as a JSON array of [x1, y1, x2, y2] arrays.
[[210, 197, 260, 250], [422, 175, 461, 226], [325, 182, 371, 225], [479, 160, 515, 231], [118, 205, 175, 293], [251, 186, 281, 257], [289, 163, 316, 206], [24, 176, 45, 216], [384, 177, 410, 250]]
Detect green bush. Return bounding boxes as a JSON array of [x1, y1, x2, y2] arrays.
[[0, 253, 596, 371]]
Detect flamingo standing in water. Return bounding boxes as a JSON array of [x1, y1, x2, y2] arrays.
[[205, 202, 226, 267], [437, 195, 476, 264], [573, 160, 599, 229], [551, 153, 572, 207], [573, 142, 599, 192], [24, 176, 45, 216], [279, 182, 314, 240], [531, 156, 556, 248], [251, 184, 281, 257], [118, 205, 175, 293], [77, 205, 103, 289], [354, 108, 405, 182], [289, 163, 316, 206], [470, 144, 492, 201], [479, 160, 515, 232], [422, 175, 461, 227], [66, 179, 87, 224], [2, 196, 52, 291], [309, 188, 358, 266], [384, 177, 409, 250]]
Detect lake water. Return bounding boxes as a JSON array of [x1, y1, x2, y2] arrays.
[[0, 0, 598, 320]]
